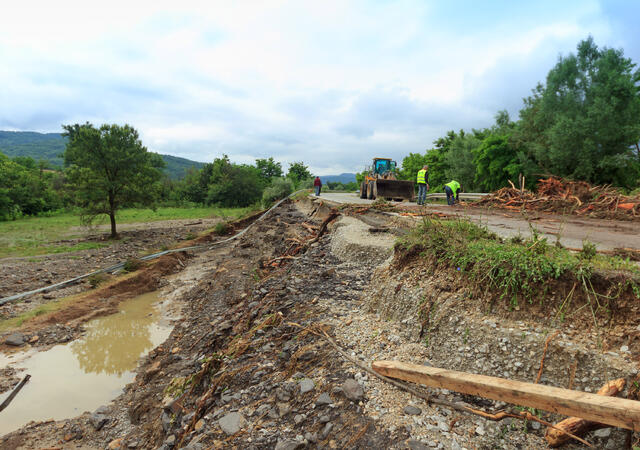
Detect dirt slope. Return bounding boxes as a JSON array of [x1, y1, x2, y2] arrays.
[[1, 198, 638, 449]]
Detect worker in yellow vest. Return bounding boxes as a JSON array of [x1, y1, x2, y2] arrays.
[[416, 165, 429, 205], [444, 180, 461, 205]]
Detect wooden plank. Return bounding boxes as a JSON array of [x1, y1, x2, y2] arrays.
[[372, 360, 640, 431]]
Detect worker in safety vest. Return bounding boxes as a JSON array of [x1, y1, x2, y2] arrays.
[[416, 165, 429, 205], [444, 180, 461, 205]]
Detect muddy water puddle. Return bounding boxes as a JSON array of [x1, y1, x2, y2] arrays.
[[0, 291, 175, 436]]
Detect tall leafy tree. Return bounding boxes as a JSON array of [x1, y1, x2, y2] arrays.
[[63, 123, 165, 238], [286, 161, 312, 187], [256, 157, 283, 184], [205, 155, 263, 207], [518, 37, 640, 187], [473, 135, 522, 191]]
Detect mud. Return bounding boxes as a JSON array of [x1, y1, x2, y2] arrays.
[[1, 197, 639, 449], [0, 291, 175, 436], [0, 219, 219, 320]]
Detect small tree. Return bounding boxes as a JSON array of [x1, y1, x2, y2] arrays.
[[256, 157, 283, 184], [63, 123, 165, 238], [286, 161, 312, 187]]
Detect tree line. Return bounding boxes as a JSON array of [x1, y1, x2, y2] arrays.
[[0, 123, 317, 237], [397, 37, 640, 193]]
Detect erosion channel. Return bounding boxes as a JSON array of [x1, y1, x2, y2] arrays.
[[1, 196, 639, 449]]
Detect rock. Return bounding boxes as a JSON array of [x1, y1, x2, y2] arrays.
[[127, 441, 139, 448], [108, 438, 123, 449], [475, 425, 486, 435], [304, 432, 318, 443], [320, 422, 334, 439], [530, 421, 541, 431], [274, 439, 303, 450], [403, 406, 422, 415], [28, 335, 39, 344], [594, 428, 612, 438], [277, 402, 291, 417], [319, 415, 331, 423], [89, 413, 108, 430], [342, 379, 364, 401], [5, 332, 26, 347], [299, 378, 315, 394], [161, 412, 173, 432], [620, 345, 630, 353], [218, 412, 245, 435], [407, 440, 429, 450], [294, 414, 305, 424], [194, 419, 205, 431], [164, 435, 176, 447], [316, 393, 332, 406]]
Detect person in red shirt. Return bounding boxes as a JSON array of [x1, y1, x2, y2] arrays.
[[313, 176, 322, 196]]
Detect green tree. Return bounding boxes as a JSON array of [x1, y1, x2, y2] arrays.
[[63, 123, 165, 238], [444, 132, 483, 191], [518, 37, 640, 187], [286, 161, 312, 187], [205, 155, 263, 207], [256, 157, 283, 184], [399, 152, 430, 181], [473, 135, 522, 191]]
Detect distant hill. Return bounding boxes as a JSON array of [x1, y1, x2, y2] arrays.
[[0, 130, 205, 179], [319, 173, 356, 184]]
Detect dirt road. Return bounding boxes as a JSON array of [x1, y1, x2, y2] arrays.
[[315, 192, 640, 252]]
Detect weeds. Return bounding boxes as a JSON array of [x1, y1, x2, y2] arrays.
[[398, 217, 640, 311], [123, 258, 142, 272], [213, 222, 231, 236], [88, 273, 108, 288]]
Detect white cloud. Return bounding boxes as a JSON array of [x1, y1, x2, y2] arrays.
[[0, 0, 634, 173]]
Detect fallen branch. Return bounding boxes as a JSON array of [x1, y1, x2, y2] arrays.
[[535, 330, 560, 384], [0, 374, 31, 413], [286, 322, 592, 446]]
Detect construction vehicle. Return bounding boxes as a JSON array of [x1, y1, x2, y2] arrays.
[[359, 158, 414, 201]]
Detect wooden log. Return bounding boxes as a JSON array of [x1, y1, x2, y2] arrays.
[[372, 360, 640, 431], [545, 378, 626, 447], [0, 374, 31, 413]]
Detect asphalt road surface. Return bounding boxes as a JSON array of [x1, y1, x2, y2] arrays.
[[313, 192, 640, 252]]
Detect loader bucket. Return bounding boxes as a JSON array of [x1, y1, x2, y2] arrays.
[[374, 179, 414, 201]]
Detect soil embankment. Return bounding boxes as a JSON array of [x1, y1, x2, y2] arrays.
[[1, 197, 639, 449]]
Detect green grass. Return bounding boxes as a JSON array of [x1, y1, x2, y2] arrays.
[[0, 205, 257, 258], [398, 217, 640, 308]]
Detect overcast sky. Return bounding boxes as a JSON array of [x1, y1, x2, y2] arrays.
[[1, 1, 639, 175]]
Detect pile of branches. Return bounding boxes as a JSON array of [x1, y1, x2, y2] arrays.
[[476, 177, 640, 220]]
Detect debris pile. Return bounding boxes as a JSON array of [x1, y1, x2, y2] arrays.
[[476, 177, 640, 219]]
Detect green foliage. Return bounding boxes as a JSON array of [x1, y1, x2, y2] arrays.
[[205, 155, 263, 207], [286, 161, 312, 188], [517, 37, 640, 187], [473, 135, 522, 191], [399, 152, 430, 181], [445, 132, 483, 191], [262, 177, 294, 207], [213, 221, 231, 236], [63, 123, 165, 237], [88, 273, 108, 288], [400, 218, 583, 306], [325, 181, 358, 191], [0, 151, 62, 220], [580, 240, 598, 261], [256, 157, 283, 184]]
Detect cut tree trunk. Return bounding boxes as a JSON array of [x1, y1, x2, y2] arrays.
[[545, 378, 626, 447]]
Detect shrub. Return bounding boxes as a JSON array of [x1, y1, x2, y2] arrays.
[[123, 258, 142, 272], [213, 222, 231, 235], [262, 178, 294, 208]]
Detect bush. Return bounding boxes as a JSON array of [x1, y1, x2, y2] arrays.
[[213, 221, 231, 235], [262, 178, 294, 208], [123, 258, 142, 272]]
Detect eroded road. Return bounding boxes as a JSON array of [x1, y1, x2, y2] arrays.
[[315, 192, 640, 252]]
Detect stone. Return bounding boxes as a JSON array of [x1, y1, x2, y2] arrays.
[[299, 378, 315, 394], [594, 428, 612, 438], [127, 441, 139, 448], [274, 439, 303, 450], [475, 425, 486, 435], [161, 412, 173, 432], [293, 414, 305, 424], [108, 438, 123, 449], [620, 345, 630, 353], [194, 419, 205, 431], [530, 421, 541, 431], [304, 432, 318, 443], [403, 406, 422, 415], [320, 422, 334, 439], [164, 435, 176, 447], [277, 402, 291, 417], [89, 413, 108, 430], [316, 393, 332, 406], [407, 440, 429, 450], [342, 379, 364, 401], [218, 412, 245, 435], [5, 332, 26, 347]]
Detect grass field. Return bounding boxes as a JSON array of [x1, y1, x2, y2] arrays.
[[0, 206, 258, 258]]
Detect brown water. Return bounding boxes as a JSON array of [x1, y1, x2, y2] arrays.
[[0, 291, 174, 436]]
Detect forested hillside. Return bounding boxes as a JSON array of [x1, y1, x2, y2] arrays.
[[0, 131, 204, 179]]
